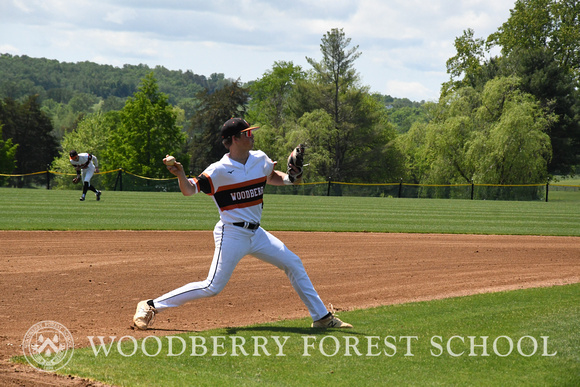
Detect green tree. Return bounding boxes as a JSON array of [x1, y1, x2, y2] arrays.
[[499, 48, 580, 174], [248, 61, 306, 129], [248, 61, 307, 165], [388, 104, 428, 134], [445, 28, 488, 91], [292, 88, 403, 183], [488, 0, 580, 81], [41, 99, 80, 140], [445, 1, 580, 174], [188, 81, 249, 173], [306, 28, 362, 125], [404, 77, 554, 185], [302, 28, 398, 181], [0, 124, 18, 179], [0, 96, 58, 177], [394, 120, 431, 183], [107, 73, 186, 178], [470, 78, 553, 184]]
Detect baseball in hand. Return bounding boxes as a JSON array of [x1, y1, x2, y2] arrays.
[[165, 155, 176, 166]]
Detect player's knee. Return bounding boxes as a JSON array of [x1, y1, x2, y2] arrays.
[[205, 286, 222, 297], [202, 279, 225, 297]]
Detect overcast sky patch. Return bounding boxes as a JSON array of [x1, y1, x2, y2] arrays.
[[0, 0, 516, 101]]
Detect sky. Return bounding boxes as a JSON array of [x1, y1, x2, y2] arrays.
[[0, 0, 516, 102]]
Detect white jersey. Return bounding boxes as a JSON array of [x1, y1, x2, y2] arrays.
[[70, 153, 98, 170], [189, 150, 274, 225]]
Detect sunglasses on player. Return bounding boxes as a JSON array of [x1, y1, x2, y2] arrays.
[[241, 128, 254, 138]]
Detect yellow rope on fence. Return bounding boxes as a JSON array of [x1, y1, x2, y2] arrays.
[[329, 181, 400, 186], [475, 183, 545, 187], [0, 171, 47, 177], [122, 170, 178, 181], [2, 169, 579, 188], [402, 183, 472, 187]]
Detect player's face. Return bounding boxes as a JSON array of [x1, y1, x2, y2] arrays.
[[237, 130, 254, 149]]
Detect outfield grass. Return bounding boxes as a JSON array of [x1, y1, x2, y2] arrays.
[[13, 283, 579, 386], [0, 188, 579, 235]]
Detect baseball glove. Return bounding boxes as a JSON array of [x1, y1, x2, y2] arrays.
[[287, 144, 305, 183], [72, 176, 80, 184]]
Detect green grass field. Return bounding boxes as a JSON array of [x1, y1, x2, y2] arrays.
[[1, 188, 579, 235], [13, 284, 580, 386], [3, 187, 579, 386]]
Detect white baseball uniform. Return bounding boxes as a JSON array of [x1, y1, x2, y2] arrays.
[[153, 150, 329, 321], [69, 153, 98, 183]]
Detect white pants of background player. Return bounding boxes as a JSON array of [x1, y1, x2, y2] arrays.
[[80, 163, 95, 183], [153, 221, 329, 321]]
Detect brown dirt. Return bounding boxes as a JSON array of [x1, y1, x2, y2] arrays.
[[1, 231, 579, 386]]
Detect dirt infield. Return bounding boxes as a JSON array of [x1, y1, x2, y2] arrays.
[[1, 231, 579, 386]]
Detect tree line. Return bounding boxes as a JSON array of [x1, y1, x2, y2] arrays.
[[1, 0, 579, 188]]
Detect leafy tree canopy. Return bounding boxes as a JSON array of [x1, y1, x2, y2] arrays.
[[0, 124, 18, 176], [188, 81, 250, 174], [106, 73, 186, 178], [445, 0, 580, 175], [398, 76, 554, 185], [0, 95, 58, 175]]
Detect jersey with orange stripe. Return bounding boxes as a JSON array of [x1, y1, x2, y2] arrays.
[[188, 150, 274, 225]]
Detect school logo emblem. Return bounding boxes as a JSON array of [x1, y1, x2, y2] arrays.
[[22, 321, 74, 371]]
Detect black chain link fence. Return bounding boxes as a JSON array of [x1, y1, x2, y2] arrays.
[[2, 170, 579, 202]]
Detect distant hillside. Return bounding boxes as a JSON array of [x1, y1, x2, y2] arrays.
[[0, 53, 231, 105], [0, 53, 425, 134]]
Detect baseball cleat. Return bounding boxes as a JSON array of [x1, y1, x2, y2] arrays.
[[311, 305, 352, 328], [133, 300, 157, 330], [79, 196, 85, 201], [96, 191, 101, 201]]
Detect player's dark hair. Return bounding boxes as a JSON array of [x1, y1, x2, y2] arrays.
[[222, 133, 241, 149]]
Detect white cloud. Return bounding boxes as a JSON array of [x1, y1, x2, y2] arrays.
[[0, 0, 517, 101], [104, 8, 137, 25], [386, 80, 434, 101], [0, 44, 20, 54], [12, 0, 34, 13]]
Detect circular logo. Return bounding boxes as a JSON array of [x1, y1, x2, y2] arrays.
[[22, 321, 74, 372]]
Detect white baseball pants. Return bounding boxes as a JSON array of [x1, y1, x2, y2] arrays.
[[81, 164, 95, 183], [153, 221, 329, 321]]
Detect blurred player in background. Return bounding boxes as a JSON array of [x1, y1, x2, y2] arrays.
[[69, 150, 101, 201]]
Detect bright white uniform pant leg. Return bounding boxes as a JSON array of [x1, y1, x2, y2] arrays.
[[81, 164, 95, 183], [153, 221, 328, 321], [153, 222, 248, 310], [250, 227, 328, 321]]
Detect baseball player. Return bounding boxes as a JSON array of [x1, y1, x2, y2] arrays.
[[69, 150, 102, 201], [133, 118, 352, 330]]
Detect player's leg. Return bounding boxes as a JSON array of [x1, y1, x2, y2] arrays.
[[250, 228, 329, 321], [151, 222, 250, 311], [82, 166, 100, 198], [80, 170, 89, 200]]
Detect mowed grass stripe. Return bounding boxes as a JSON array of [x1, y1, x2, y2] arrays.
[[0, 188, 579, 235]]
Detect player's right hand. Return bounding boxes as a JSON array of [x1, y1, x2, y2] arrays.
[[165, 161, 184, 176]]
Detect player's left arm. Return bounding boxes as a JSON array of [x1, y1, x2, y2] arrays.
[[267, 170, 286, 186], [267, 167, 300, 186]]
